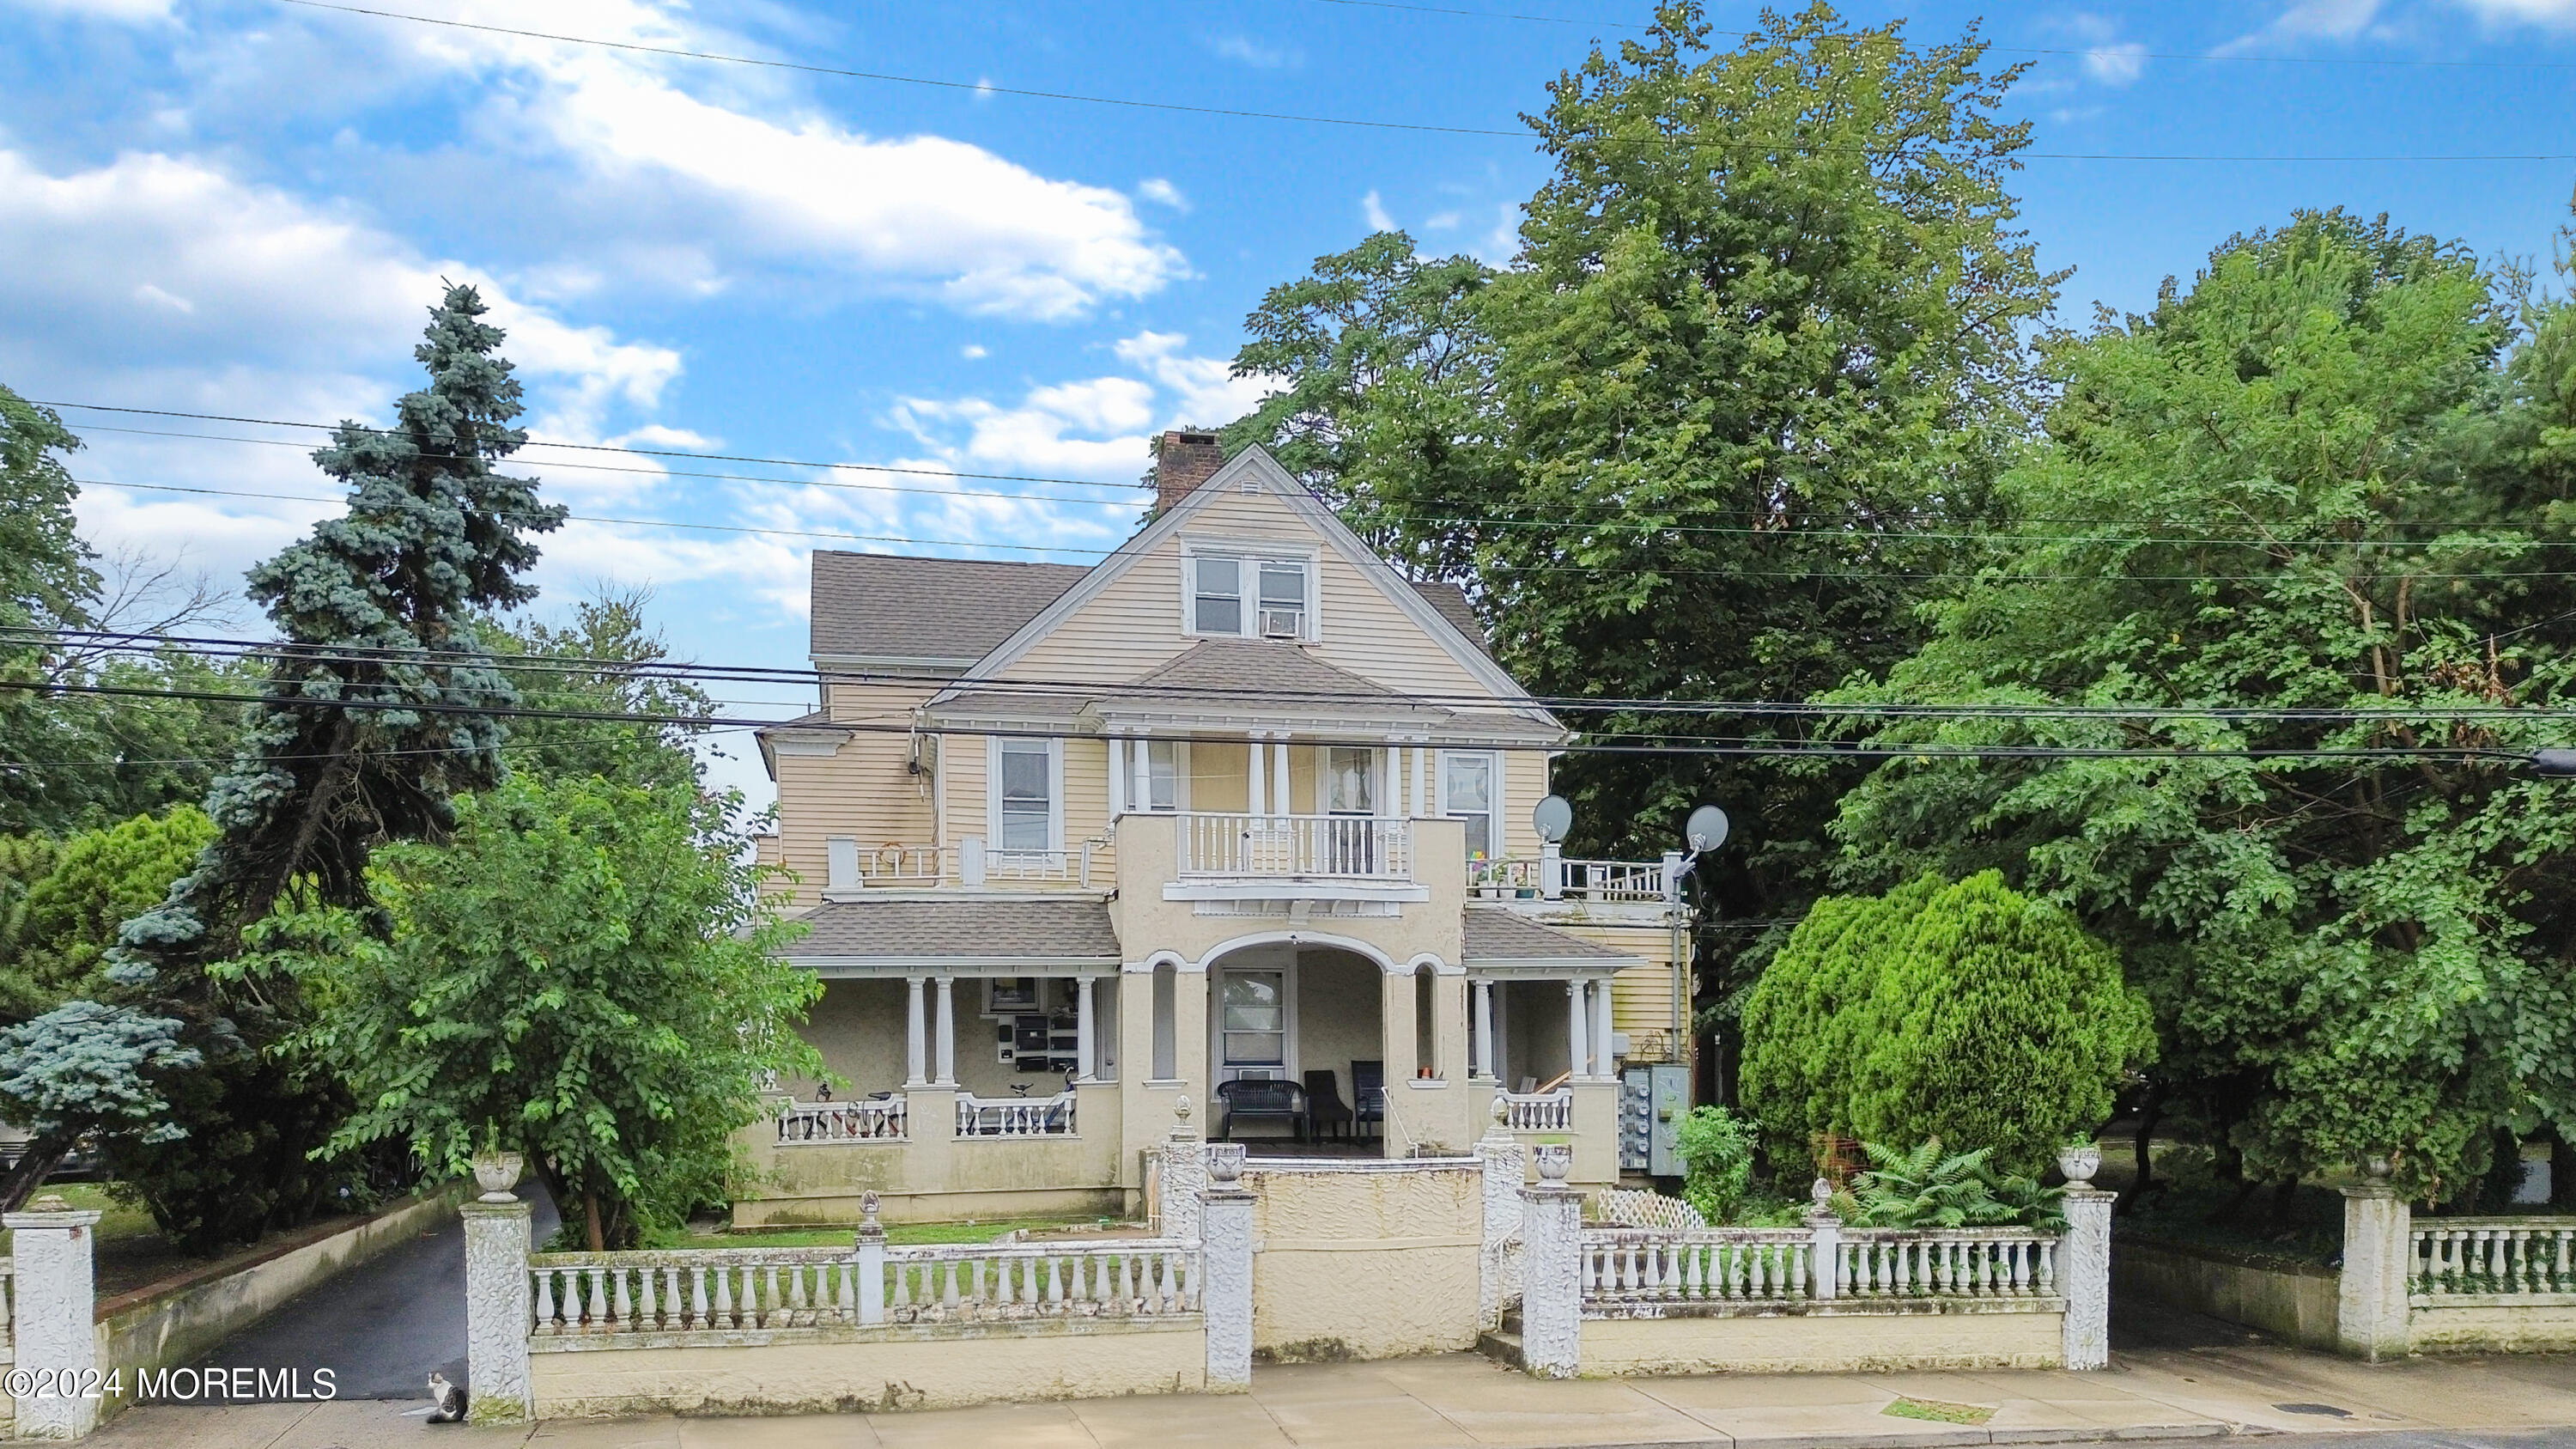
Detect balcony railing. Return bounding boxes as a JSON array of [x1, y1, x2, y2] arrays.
[[1498, 1087, 1574, 1131], [1176, 813, 1413, 880], [956, 1090, 1078, 1138], [777, 1096, 908, 1143], [1468, 855, 1675, 904], [826, 836, 1096, 892]]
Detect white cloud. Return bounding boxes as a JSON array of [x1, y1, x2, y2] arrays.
[[1479, 203, 1521, 265], [960, 344, 989, 360], [2457, 0, 2576, 22], [8, 0, 173, 20], [2217, 0, 2383, 52], [1425, 211, 1462, 230], [2052, 12, 2150, 86], [1363, 190, 1398, 233], [1138, 178, 1190, 211], [1210, 33, 1302, 69]]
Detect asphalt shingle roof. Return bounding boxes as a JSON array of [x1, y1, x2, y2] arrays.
[[1461, 909, 1636, 964], [809, 551, 1087, 662], [1123, 639, 1431, 705], [789, 898, 1120, 960]]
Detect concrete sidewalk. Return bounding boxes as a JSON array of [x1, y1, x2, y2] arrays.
[[80, 1345, 2576, 1449]]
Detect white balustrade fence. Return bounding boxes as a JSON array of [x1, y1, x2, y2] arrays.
[[778, 1097, 908, 1143], [957, 1090, 1077, 1137], [1499, 1088, 1573, 1131], [1177, 813, 1412, 880], [884, 1243, 1199, 1324], [1583, 1229, 1812, 1305], [2410, 1219, 2576, 1298], [1838, 1229, 2058, 1302], [1577, 1225, 2063, 1312], [834, 837, 1097, 890]]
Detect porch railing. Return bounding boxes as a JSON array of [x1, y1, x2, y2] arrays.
[[1469, 855, 1674, 904], [777, 1096, 907, 1143], [956, 1090, 1077, 1138], [1176, 813, 1412, 880], [2410, 1218, 2576, 1298], [884, 1241, 1199, 1323], [1499, 1087, 1573, 1131], [829, 836, 1097, 891], [1580, 1225, 2060, 1311]]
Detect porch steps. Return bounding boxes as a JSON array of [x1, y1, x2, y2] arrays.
[[1476, 1309, 1525, 1369]]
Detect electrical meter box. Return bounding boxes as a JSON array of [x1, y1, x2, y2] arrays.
[[1619, 1065, 1692, 1177]]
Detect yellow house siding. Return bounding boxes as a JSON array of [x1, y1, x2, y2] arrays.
[[940, 731, 987, 849], [771, 683, 940, 908]]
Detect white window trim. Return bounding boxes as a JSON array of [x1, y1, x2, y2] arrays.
[[987, 735, 1066, 855], [1437, 749, 1504, 860], [1179, 540, 1322, 642], [1208, 954, 1301, 1083], [1146, 739, 1193, 813]]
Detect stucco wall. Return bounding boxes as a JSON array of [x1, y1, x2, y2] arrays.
[[2411, 1300, 2576, 1353], [529, 1316, 1206, 1417], [2112, 1237, 2342, 1352], [1578, 1302, 2064, 1376], [1243, 1160, 1485, 1361], [736, 1082, 1125, 1227], [1110, 814, 1471, 970]]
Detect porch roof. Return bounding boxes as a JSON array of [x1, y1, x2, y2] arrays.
[[783, 898, 1120, 973], [1461, 908, 1642, 971]]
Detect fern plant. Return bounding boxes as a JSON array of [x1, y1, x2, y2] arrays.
[[1849, 1139, 2063, 1229]]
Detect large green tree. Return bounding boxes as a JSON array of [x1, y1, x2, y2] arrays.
[[268, 774, 818, 1250], [1824, 210, 2576, 1203], [0, 285, 566, 1241], [1230, 3, 2059, 1024], [0, 807, 215, 1021]]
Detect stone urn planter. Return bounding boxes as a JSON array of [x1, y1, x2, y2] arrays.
[[472, 1150, 525, 1202], [2056, 1142, 2101, 1185]]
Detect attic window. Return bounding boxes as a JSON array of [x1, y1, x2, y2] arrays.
[[1189, 554, 1313, 640]]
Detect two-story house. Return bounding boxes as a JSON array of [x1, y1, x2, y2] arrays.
[[740, 434, 1693, 1226]]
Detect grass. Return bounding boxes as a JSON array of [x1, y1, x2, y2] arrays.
[[647, 1215, 1116, 1250], [1882, 1397, 1996, 1425]]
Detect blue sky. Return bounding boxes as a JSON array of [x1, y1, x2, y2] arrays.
[[7, 0, 2576, 807]]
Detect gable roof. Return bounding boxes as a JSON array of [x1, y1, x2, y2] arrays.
[[810, 552, 1086, 663], [1410, 581, 1485, 651]]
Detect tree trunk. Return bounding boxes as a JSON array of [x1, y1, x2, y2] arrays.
[[583, 1185, 605, 1253], [0, 1136, 70, 1215], [2121, 1091, 2163, 1216]]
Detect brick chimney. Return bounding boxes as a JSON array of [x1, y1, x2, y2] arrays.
[[1153, 429, 1225, 512]]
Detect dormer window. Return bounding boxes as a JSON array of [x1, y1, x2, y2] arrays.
[[1188, 551, 1313, 640]]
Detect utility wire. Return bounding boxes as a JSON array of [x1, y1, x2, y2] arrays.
[[21, 626, 2576, 725], [48, 401, 2576, 543], [272, 0, 2576, 163]]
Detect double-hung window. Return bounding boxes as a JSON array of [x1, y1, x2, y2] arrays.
[[995, 739, 1058, 854], [1441, 751, 1496, 860], [1189, 552, 1311, 640]]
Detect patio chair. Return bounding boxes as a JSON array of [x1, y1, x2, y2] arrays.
[[1214, 1078, 1308, 1142], [1303, 1068, 1355, 1141], [1351, 1060, 1386, 1140]]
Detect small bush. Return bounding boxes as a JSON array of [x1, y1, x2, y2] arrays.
[[1673, 1105, 1759, 1223], [1850, 1139, 2064, 1232]]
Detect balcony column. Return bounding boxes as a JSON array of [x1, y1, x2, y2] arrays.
[[1591, 978, 1615, 1081], [1108, 735, 1127, 816], [1076, 975, 1097, 1082], [905, 975, 929, 1087], [1247, 733, 1268, 816], [934, 976, 959, 1087], [1271, 739, 1291, 818], [1564, 979, 1589, 1080], [1410, 742, 1427, 819], [1133, 734, 1153, 811], [1473, 979, 1496, 1081]]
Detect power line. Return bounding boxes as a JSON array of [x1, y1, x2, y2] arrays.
[[21, 626, 2576, 726], [272, 0, 2576, 163], [0, 675, 2537, 764], [48, 400, 2576, 545]]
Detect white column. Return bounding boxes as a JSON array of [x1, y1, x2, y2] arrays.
[[2063, 1178, 2117, 1370], [933, 976, 957, 1087], [1478, 1099, 1528, 1330], [1473, 979, 1496, 1080], [2337, 1171, 2411, 1363], [1161, 1098, 1206, 1241], [1133, 734, 1153, 812], [1108, 736, 1127, 816], [1565, 979, 1589, 1080], [1201, 1143, 1256, 1391], [1272, 740, 1291, 816], [1247, 734, 1267, 816], [1806, 1180, 1843, 1301], [905, 976, 928, 1087], [855, 1192, 887, 1326], [1518, 1145, 1583, 1377], [1592, 978, 1615, 1081], [1076, 975, 1097, 1081], [459, 1194, 535, 1422], [1410, 743, 1427, 818], [7, 1196, 105, 1439]]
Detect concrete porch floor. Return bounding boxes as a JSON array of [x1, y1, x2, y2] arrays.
[[82, 1342, 2576, 1449]]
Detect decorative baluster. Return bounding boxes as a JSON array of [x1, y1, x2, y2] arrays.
[[1050, 1255, 1068, 1308], [2011, 1240, 2030, 1298], [1117, 1251, 1136, 1308], [660, 1266, 681, 1330], [1182, 1248, 1200, 1310], [533, 1266, 557, 1333], [714, 1262, 738, 1329], [611, 1266, 635, 1330], [2557, 1231, 2573, 1294], [2037, 1239, 2057, 1297]]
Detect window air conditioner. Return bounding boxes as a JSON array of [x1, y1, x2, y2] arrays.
[[1260, 607, 1303, 639]]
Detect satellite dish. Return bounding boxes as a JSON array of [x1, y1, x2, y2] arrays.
[[1685, 804, 1730, 854], [1531, 795, 1573, 844]]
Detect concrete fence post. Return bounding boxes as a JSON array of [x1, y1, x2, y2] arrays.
[[2338, 1162, 2412, 1363], [2051, 1146, 2114, 1372], [1517, 1142, 1582, 1378], [1477, 1095, 1528, 1329], [855, 1190, 887, 1327], [1200, 1142, 1255, 1392], [1805, 1178, 1842, 1301], [460, 1190, 536, 1422], [5, 1194, 103, 1440], [1162, 1096, 1207, 1243]]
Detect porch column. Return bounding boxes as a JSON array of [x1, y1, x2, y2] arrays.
[[933, 976, 957, 1087], [1108, 736, 1127, 816], [1247, 734, 1268, 816], [905, 975, 929, 1087], [1473, 979, 1496, 1080], [1410, 742, 1427, 818], [1382, 967, 1419, 1129], [1564, 979, 1589, 1080], [1132, 733, 1153, 812], [1271, 740, 1291, 817], [1076, 975, 1098, 1081], [1591, 978, 1615, 1081]]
